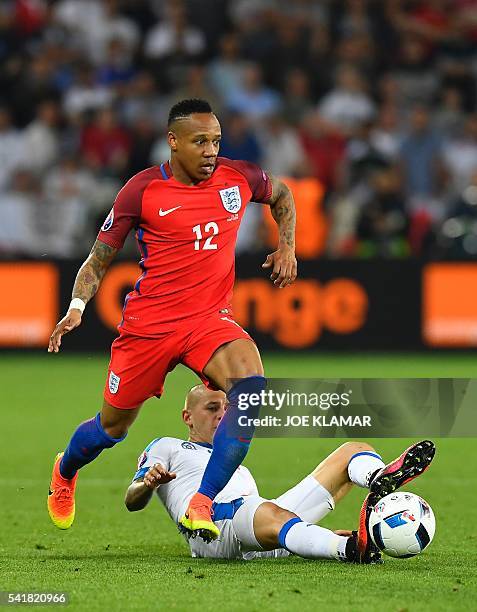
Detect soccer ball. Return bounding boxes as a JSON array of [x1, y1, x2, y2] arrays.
[[368, 491, 435, 558]]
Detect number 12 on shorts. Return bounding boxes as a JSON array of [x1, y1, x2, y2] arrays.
[[192, 222, 219, 250]]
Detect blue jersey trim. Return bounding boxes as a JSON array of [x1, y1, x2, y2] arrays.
[[132, 438, 162, 481], [134, 227, 148, 294], [132, 466, 149, 482], [211, 498, 244, 521], [119, 293, 131, 328], [160, 163, 169, 180]]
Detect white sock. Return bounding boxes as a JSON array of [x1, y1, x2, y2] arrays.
[[279, 519, 348, 561], [273, 475, 335, 524], [347, 451, 385, 488]]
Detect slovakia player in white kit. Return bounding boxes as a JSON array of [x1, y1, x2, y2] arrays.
[[125, 386, 435, 563]]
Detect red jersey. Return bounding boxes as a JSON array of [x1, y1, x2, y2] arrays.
[[97, 157, 272, 336]]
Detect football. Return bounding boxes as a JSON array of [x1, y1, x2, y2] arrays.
[[369, 491, 435, 558]]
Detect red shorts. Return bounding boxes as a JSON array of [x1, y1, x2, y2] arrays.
[[103, 313, 252, 409]]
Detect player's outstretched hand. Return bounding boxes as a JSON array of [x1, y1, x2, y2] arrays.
[[262, 246, 297, 289], [48, 309, 83, 353], [143, 463, 177, 489]]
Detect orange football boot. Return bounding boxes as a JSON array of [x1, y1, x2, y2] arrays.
[[47, 452, 78, 529], [179, 492, 220, 542]]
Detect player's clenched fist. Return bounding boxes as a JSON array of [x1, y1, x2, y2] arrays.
[[48, 309, 82, 353], [262, 246, 298, 289], [143, 463, 177, 489]]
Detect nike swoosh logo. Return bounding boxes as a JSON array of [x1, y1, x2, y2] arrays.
[[159, 206, 181, 216]]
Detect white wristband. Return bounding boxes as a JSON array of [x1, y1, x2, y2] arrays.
[[69, 298, 86, 314]]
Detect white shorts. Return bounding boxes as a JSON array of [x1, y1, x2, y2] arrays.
[[189, 475, 334, 560]]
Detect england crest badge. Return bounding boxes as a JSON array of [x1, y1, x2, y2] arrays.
[[219, 185, 242, 213], [108, 371, 120, 394]]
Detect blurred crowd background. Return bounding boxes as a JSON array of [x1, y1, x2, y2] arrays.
[[2, 0, 477, 260]]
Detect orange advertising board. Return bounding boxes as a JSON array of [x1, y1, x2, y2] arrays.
[[95, 262, 140, 330], [0, 263, 58, 347], [423, 263, 477, 346], [0, 259, 424, 350], [93, 266, 369, 349], [232, 278, 368, 348], [263, 177, 328, 258]]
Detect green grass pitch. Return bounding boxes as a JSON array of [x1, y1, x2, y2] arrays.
[[1, 352, 476, 611]]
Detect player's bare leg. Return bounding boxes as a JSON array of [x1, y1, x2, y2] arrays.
[[48, 400, 141, 529], [266, 441, 387, 562], [310, 441, 378, 503], [100, 401, 141, 438], [200, 338, 264, 391], [179, 339, 264, 541], [246, 441, 392, 563]]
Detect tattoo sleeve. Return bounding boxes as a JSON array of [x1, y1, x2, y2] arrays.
[[71, 240, 118, 305], [268, 175, 296, 249]]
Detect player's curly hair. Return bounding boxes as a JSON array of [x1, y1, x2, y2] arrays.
[[168, 98, 214, 126]]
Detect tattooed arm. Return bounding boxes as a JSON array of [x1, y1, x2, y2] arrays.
[[262, 174, 297, 288], [48, 240, 118, 353], [72, 240, 118, 304]]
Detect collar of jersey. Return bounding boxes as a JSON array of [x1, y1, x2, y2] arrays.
[[161, 160, 172, 178], [163, 159, 218, 188], [192, 441, 213, 449]]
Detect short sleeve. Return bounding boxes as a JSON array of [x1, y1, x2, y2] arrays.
[[97, 170, 153, 248], [132, 437, 172, 481], [219, 158, 273, 203]]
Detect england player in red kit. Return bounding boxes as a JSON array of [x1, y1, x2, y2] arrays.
[[47, 99, 297, 542], [100, 156, 275, 409]]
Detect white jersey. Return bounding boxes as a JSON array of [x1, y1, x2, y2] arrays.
[[132, 437, 334, 560], [132, 437, 259, 524]]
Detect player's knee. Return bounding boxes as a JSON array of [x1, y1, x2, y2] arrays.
[[102, 422, 130, 439], [254, 502, 297, 549], [229, 348, 264, 379], [246, 363, 265, 377], [100, 414, 131, 439], [100, 402, 140, 439], [270, 505, 298, 543], [232, 361, 264, 380]]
